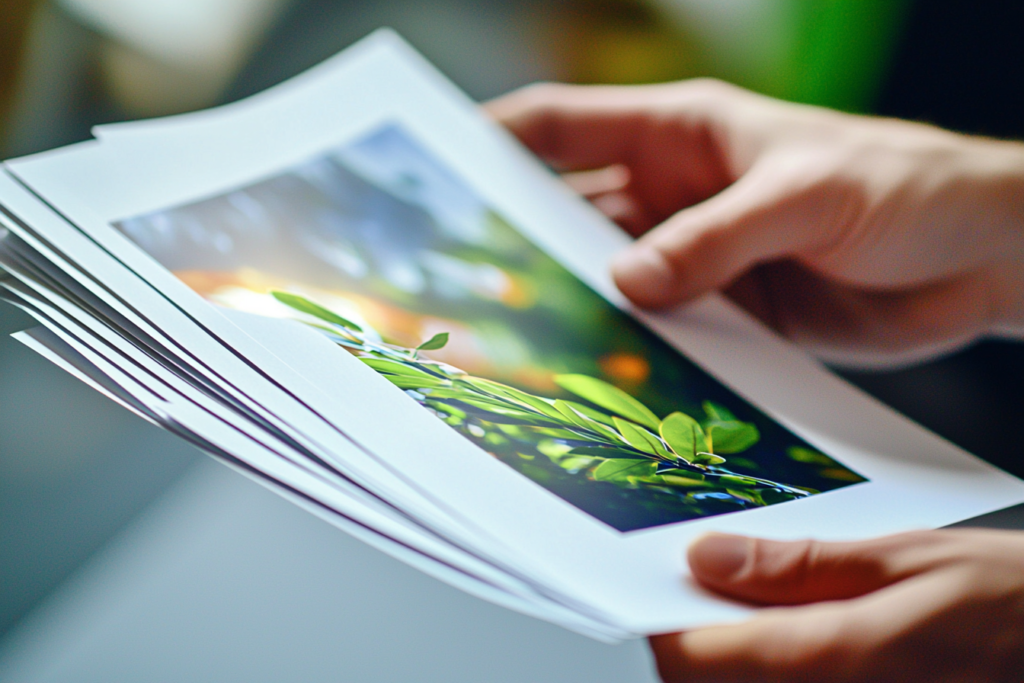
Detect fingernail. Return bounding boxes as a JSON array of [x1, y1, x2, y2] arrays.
[[689, 534, 750, 581], [611, 247, 675, 306]]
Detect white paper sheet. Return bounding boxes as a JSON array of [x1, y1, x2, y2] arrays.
[[12, 320, 628, 641], [0, 182, 539, 590], [0, 187, 624, 633], [0, 235, 609, 624]]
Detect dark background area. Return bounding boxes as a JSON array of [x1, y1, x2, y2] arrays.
[[0, 0, 1022, 649], [843, 0, 1024, 481]]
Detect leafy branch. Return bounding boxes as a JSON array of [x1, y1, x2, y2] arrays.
[[273, 291, 814, 509]]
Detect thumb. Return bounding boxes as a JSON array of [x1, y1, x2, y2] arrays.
[[687, 533, 899, 606], [611, 155, 837, 309]]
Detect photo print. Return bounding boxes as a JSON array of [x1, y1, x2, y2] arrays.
[[116, 124, 866, 532]]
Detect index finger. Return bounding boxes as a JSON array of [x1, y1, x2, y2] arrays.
[[484, 80, 728, 171]]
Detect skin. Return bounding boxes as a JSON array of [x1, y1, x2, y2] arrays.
[[488, 79, 1024, 368], [487, 80, 1024, 681], [652, 531, 1024, 682]]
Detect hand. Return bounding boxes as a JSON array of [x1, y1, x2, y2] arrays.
[[649, 530, 1024, 682], [488, 81, 1024, 367]]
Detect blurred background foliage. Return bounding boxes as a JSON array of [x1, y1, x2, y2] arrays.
[[544, 0, 909, 112], [0, 0, 1019, 146], [0, 0, 913, 140], [1, 0, 1023, 638]]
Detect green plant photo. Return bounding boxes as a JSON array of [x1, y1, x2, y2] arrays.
[[117, 123, 867, 532], [275, 290, 830, 526]]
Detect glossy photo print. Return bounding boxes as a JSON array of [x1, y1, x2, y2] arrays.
[[115, 124, 866, 532]]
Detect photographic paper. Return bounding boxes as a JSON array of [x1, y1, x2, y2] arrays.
[[117, 123, 866, 532]]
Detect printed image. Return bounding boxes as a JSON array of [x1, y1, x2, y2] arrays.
[[116, 124, 866, 532]]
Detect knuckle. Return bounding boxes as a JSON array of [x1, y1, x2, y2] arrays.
[[746, 538, 819, 588], [679, 224, 727, 260], [668, 222, 740, 275]]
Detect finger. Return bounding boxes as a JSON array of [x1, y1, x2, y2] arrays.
[[590, 191, 655, 236], [650, 571, 971, 683], [488, 80, 753, 226], [486, 81, 739, 175], [486, 82, 665, 169], [687, 534, 890, 606], [686, 531, 971, 606], [727, 261, 999, 368], [611, 155, 838, 309], [561, 164, 630, 197], [652, 562, 1017, 683]]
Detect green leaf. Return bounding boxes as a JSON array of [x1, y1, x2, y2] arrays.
[[463, 378, 565, 421], [427, 401, 466, 420], [559, 400, 618, 427], [612, 417, 669, 458], [484, 432, 508, 446], [360, 357, 439, 378], [381, 375, 449, 391], [428, 391, 546, 421], [703, 401, 737, 422], [759, 488, 800, 505], [591, 458, 657, 483], [416, 332, 449, 352], [657, 468, 705, 481], [537, 439, 574, 459], [412, 387, 478, 400], [454, 397, 542, 421], [526, 426, 589, 440], [640, 474, 710, 488], [659, 412, 708, 463], [552, 400, 623, 443], [691, 452, 727, 466], [271, 291, 363, 331], [555, 455, 602, 472], [706, 421, 760, 454], [559, 446, 650, 460], [426, 389, 552, 421], [719, 475, 760, 488], [726, 488, 763, 505], [554, 374, 659, 429]]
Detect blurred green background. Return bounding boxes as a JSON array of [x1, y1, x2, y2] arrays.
[[0, 1, 1022, 676], [0, 0, 915, 151]]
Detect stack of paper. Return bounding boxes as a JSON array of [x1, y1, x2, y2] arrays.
[[2, 31, 1022, 641]]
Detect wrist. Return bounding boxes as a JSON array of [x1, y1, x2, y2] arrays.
[[989, 264, 1024, 339], [967, 138, 1024, 338], [964, 135, 1024, 252]]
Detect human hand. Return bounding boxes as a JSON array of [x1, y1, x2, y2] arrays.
[[488, 81, 1024, 367], [648, 530, 1024, 682]]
